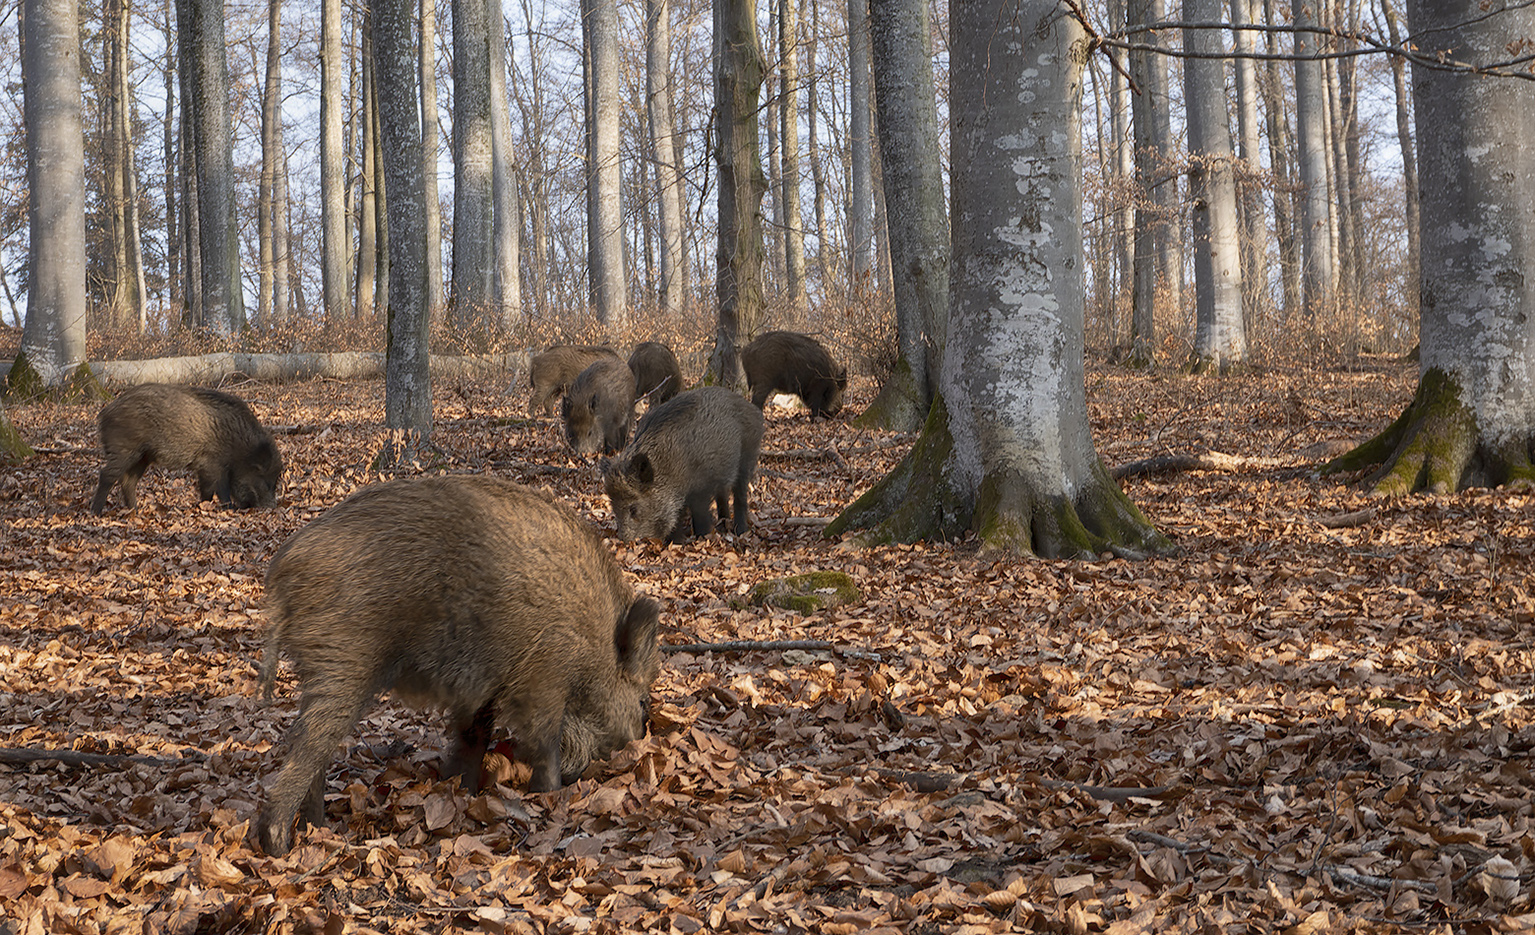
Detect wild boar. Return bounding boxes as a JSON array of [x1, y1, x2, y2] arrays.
[[255, 475, 662, 855], [528, 345, 621, 416], [741, 331, 848, 419], [90, 383, 282, 514], [602, 387, 764, 542], [627, 341, 684, 405], [563, 357, 638, 455]]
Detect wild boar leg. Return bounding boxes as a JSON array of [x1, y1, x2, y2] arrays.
[[258, 687, 371, 855], [444, 701, 496, 792], [525, 717, 565, 793], [685, 491, 717, 537]]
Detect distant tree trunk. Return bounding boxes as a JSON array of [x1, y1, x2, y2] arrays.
[[258, 0, 282, 328], [860, 0, 946, 430], [1329, 0, 1535, 493], [1182, 0, 1246, 373], [451, 0, 495, 326], [1260, 0, 1300, 319], [1324, 29, 1359, 310], [1291, 0, 1335, 320], [830, 0, 1170, 559], [18, 0, 90, 388], [420, 0, 444, 322], [707, 0, 767, 387], [321, 0, 350, 321], [372, 82, 390, 317], [584, 0, 626, 327], [356, 27, 379, 320], [489, 0, 521, 326], [162, 0, 180, 318], [103, 0, 146, 333], [647, 0, 687, 319], [1380, 0, 1418, 324], [375, 0, 432, 457], [805, 0, 831, 294], [778, 0, 805, 309], [1126, 0, 1179, 366], [1107, 0, 1134, 348], [184, 0, 244, 335], [176, 38, 204, 328], [847, 0, 874, 289], [1230, 0, 1267, 328]]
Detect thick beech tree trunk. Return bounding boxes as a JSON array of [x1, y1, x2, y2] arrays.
[[829, 0, 1170, 559], [859, 0, 947, 431], [450, 0, 495, 326], [1329, 1, 1535, 493], [185, 0, 244, 335]]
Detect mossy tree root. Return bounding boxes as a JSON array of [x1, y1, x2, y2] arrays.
[[1323, 368, 1493, 495], [3, 353, 109, 403], [828, 399, 1176, 558], [854, 358, 927, 433]]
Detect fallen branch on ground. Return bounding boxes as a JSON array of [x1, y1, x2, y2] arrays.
[[1112, 450, 1289, 480], [0, 746, 205, 768]]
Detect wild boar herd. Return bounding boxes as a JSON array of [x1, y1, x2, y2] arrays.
[[84, 331, 846, 855]]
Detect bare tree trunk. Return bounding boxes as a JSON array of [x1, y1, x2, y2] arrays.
[[420, 0, 444, 322], [778, 0, 805, 309], [1182, 0, 1246, 373], [1291, 0, 1335, 320], [489, 0, 521, 326], [19, 0, 90, 386], [1107, 0, 1134, 349], [847, 0, 873, 289], [321, 0, 351, 321], [1126, 0, 1179, 366], [450, 0, 495, 326], [1261, 0, 1300, 320], [162, 0, 180, 319], [646, 0, 687, 319], [103, 0, 145, 332], [374, 0, 433, 454], [805, 0, 830, 296], [1230, 0, 1267, 330], [258, 0, 281, 328], [583, 0, 626, 327], [708, 0, 767, 387], [356, 25, 379, 320], [184, 0, 244, 335], [1380, 0, 1419, 324]]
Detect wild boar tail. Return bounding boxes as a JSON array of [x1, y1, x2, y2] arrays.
[[257, 613, 287, 700]]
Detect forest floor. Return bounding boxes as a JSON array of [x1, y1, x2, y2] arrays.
[[3, 356, 1534, 934]]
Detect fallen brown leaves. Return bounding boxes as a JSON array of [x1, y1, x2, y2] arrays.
[[3, 357, 1535, 933]]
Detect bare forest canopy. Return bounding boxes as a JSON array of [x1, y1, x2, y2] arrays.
[[4, 0, 1522, 362]]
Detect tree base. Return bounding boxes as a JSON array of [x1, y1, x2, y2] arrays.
[[827, 397, 1176, 558], [1323, 367, 1533, 493], [3, 354, 109, 403], [371, 429, 443, 473], [854, 359, 927, 432]]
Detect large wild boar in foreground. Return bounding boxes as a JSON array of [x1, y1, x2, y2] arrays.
[[563, 356, 637, 455], [741, 330, 848, 419], [627, 341, 684, 405], [528, 345, 621, 416], [256, 476, 662, 856], [90, 383, 283, 514], [603, 387, 764, 542]]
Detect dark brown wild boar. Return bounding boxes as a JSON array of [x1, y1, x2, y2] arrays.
[[90, 383, 283, 514], [256, 476, 662, 855], [563, 357, 637, 455], [602, 387, 764, 542], [528, 345, 621, 416], [627, 341, 684, 405], [741, 331, 848, 419]]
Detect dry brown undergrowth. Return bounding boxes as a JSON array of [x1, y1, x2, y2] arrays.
[[3, 355, 1534, 934]]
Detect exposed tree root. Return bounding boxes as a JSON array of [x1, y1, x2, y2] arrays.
[[855, 359, 928, 433]]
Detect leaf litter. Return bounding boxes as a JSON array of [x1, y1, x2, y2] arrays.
[[2, 357, 1534, 933]]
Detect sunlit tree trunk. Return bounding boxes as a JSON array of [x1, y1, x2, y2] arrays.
[[451, 0, 494, 326], [778, 0, 805, 309], [356, 27, 379, 320], [18, 0, 90, 387], [1126, 0, 1179, 366], [646, 0, 686, 318], [162, 0, 180, 317], [1183, 0, 1246, 372], [1380, 0, 1418, 323], [707, 0, 767, 387], [258, 0, 283, 328], [805, 0, 831, 295], [1261, 0, 1300, 319], [1291, 0, 1335, 319], [321, 0, 350, 320], [847, 0, 873, 289], [584, 0, 626, 327], [420, 0, 444, 322], [1330, 0, 1535, 493], [103, 0, 145, 333], [860, 0, 946, 430], [489, 0, 521, 326], [832, 0, 1169, 558], [184, 0, 244, 335], [374, 0, 433, 456], [1230, 0, 1267, 327], [1107, 0, 1134, 348]]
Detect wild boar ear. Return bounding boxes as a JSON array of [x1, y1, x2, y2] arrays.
[[614, 596, 662, 676], [630, 453, 655, 484]]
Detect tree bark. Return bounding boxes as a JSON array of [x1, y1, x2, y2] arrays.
[[258, 0, 283, 328], [184, 0, 244, 335], [489, 0, 521, 328], [374, 0, 433, 454], [1125, 0, 1180, 366], [1182, 0, 1246, 373], [1260, 0, 1300, 320], [584, 0, 627, 327], [356, 27, 379, 320], [805, 0, 831, 295], [707, 0, 768, 388], [450, 0, 495, 327], [847, 0, 874, 289], [1290, 0, 1335, 320], [860, 0, 947, 430], [1230, 0, 1267, 328], [829, 0, 1171, 559], [1328, 0, 1535, 493], [420, 0, 445, 323], [321, 0, 351, 321], [778, 0, 806, 309], [1380, 0, 1419, 324], [647, 0, 687, 319], [19, 0, 90, 387], [102, 0, 146, 333]]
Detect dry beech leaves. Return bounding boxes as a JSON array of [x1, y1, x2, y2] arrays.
[[3, 358, 1535, 933]]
